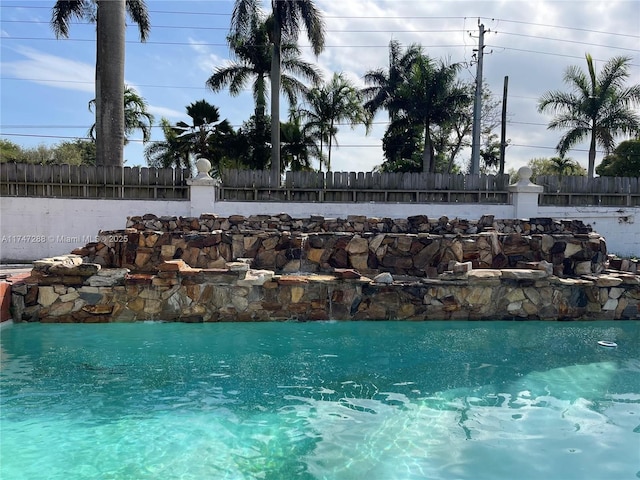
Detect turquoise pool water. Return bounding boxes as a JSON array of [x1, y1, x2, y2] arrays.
[[1, 321, 639, 480]]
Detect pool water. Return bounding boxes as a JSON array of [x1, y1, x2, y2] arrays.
[[1, 321, 639, 480]]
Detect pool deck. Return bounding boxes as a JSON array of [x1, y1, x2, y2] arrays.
[[0, 264, 32, 278]]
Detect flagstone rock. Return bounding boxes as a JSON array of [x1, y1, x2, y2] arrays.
[[37, 286, 58, 307], [238, 270, 274, 287], [373, 272, 394, 284], [594, 275, 624, 287], [501, 269, 548, 281], [346, 236, 369, 255], [87, 268, 129, 287], [49, 263, 100, 277]]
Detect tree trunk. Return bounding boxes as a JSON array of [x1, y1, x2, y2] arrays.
[[270, 17, 281, 187], [422, 120, 433, 173], [327, 120, 334, 171], [96, 0, 125, 166], [588, 126, 597, 177]]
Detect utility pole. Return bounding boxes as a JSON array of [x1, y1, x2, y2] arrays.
[[470, 23, 487, 175], [499, 75, 509, 176]]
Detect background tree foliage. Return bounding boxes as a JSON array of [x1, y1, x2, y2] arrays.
[[509, 156, 587, 183], [301, 72, 368, 172], [596, 139, 640, 177], [538, 54, 640, 177], [89, 85, 155, 144], [144, 100, 234, 177], [0, 139, 96, 165]]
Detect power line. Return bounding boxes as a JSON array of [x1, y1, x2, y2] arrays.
[[1, 5, 637, 39], [2, 2, 638, 43], [0, 77, 210, 90], [2, 36, 472, 49], [0, 132, 611, 155], [494, 31, 639, 53], [0, 116, 551, 129], [483, 17, 640, 39], [486, 44, 640, 66], [0, 19, 467, 35], [1, 132, 97, 141], [5, 34, 637, 65]]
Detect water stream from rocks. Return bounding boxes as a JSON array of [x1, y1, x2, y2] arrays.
[[299, 233, 309, 273]]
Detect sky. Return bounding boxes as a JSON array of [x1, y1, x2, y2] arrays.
[[1, 0, 639, 174]]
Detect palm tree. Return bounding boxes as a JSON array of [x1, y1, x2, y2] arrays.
[[52, 0, 150, 167], [301, 73, 369, 171], [89, 85, 154, 144], [281, 109, 321, 172], [362, 40, 422, 121], [145, 101, 234, 177], [538, 54, 640, 177], [231, 0, 325, 185], [207, 11, 321, 171], [393, 55, 469, 173], [364, 42, 470, 173], [144, 118, 191, 173], [176, 100, 234, 167], [548, 155, 584, 177], [378, 117, 424, 172]]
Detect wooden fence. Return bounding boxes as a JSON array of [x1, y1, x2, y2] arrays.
[[0, 163, 189, 200], [219, 170, 512, 203], [537, 175, 640, 206], [3, 164, 638, 207]]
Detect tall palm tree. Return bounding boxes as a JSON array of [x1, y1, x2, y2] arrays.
[[207, 11, 321, 170], [231, 0, 325, 185], [301, 73, 369, 171], [51, 0, 150, 166], [362, 40, 422, 121], [393, 56, 468, 173], [538, 54, 640, 177], [89, 85, 154, 144]]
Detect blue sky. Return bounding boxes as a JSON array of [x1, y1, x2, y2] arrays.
[[1, 0, 638, 173]]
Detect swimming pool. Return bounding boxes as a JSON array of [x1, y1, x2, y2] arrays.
[[1, 321, 639, 480]]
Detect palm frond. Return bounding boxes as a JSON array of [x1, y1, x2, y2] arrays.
[[125, 0, 150, 41], [51, 0, 88, 38]]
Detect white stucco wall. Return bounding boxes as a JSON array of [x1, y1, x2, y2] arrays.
[[210, 199, 516, 222], [1, 193, 638, 261], [0, 198, 190, 262], [537, 206, 638, 257]]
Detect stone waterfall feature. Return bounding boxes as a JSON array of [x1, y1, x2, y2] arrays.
[[9, 214, 640, 322]]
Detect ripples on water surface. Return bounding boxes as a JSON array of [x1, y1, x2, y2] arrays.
[[1, 321, 639, 480]]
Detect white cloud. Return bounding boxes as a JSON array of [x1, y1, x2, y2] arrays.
[[148, 104, 187, 120], [1, 46, 95, 93], [188, 38, 225, 73]]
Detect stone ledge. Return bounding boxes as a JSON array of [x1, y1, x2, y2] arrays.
[[9, 266, 640, 323]]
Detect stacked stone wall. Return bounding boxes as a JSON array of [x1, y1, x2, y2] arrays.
[[72, 214, 607, 278], [9, 214, 640, 323]]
